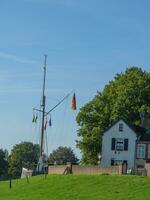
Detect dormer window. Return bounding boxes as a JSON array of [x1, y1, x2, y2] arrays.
[[147, 128, 150, 134], [119, 123, 123, 132]]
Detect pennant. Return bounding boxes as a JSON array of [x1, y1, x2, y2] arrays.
[[35, 114, 38, 123], [32, 113, 38, 123], [32, 114, 36, 123], [71, 93, 77, 110], [44, 120, 47, 130], [49, 117, 52, 127]]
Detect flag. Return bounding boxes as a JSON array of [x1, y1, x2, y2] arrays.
[[35, 114, 38, 122], [71, 93, 77, 110], [32, 114, 36, 123], [32, 113, 38, 123], [44, 120, 47, 130], [49, 117, 52, 127]]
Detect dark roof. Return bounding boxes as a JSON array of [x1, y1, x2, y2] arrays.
[[141, 117, 150, 129], [131, 125, 150, 141], [139, 133, 150, 142], [131, 124, 146, 136]]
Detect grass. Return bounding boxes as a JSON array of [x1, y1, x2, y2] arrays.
[[0, 174, 150, 200]]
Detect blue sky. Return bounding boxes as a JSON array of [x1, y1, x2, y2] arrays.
[[0, 0, 149, 158]]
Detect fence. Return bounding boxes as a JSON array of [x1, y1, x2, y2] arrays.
[[48, 165, 123, 175], [145, 163, 150, 176]]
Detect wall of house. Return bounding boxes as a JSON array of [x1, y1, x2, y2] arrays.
[[101, 120, 137, 169], [135, 158, 146, 168], [135, 142, 150, 168]]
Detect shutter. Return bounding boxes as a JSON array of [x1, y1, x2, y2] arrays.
[[111, 138, 116, 150], [124, 139, 128, 151], [111, 159, 114, 166]]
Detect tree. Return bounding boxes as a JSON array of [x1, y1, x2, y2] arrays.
[[0, 149, 8, 178], [76, 67, 150, 165], [49, 146, 78, 165], [8, 142, 40, 178]]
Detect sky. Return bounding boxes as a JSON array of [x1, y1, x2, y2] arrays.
[[0, 0, 150, 158]]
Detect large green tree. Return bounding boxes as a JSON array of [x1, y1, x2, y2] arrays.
[[76, 67, 150, 165], [8, 142, 39, 178], [49, 146, 78, 165], [0, 149, 8, 179]]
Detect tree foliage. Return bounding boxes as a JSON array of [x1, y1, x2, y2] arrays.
[[8, 142, 39, 178], [0, 149, 8, 178], [49, 146, 78, 165], [76, 67, 150, 165]]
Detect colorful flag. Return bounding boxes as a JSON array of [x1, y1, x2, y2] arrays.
[[71, 93, 77, 110]]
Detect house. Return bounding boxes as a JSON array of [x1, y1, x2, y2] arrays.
[[101, 117, 150, 169]]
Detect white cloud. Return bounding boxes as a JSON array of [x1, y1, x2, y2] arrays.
[[0, 52, 39, 65]]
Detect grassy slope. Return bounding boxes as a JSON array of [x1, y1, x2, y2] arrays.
[[0, 175, 150, 200]]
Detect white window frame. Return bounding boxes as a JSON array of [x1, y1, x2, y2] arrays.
[[137, 144, 145, 159], [116, 138, 124, 151]]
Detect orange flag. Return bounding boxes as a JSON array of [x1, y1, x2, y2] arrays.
[[71, 93, 77, 110]]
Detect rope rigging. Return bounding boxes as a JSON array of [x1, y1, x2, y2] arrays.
[[32, 91, 76, 154]]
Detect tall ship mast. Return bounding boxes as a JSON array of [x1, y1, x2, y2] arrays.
[[37, 55, 48, 172], [33, 55, 77, 172], [40, 55, 47, 158]]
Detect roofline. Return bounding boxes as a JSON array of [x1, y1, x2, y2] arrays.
[[101, 119, 138, 136]]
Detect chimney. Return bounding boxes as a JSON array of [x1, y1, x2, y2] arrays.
[[140, 113, 150, 133]]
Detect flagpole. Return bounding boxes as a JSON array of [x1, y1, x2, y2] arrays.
[[40, 55, 47, 157], [34, 56, 76, 172], [37, 55, 48, 172]]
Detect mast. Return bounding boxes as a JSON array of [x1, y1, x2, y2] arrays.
[[40, 55, 47, 157], [34, 55, 74, 172]]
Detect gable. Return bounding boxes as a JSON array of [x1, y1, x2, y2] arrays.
[[102, 120, 137, 138]]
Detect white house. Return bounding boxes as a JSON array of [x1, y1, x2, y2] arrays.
[[101, 118, 150, 169]]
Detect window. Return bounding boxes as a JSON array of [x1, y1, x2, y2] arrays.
[[111, 159, 123, 166], [111, 138, 128, 151], [116, 138, 124, 151], [119, 123, 123, 132], [147, 129, 150, 134], [137, 144, 145, 159], [115, 160, 123, 165]]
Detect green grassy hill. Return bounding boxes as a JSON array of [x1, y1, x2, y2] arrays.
[[0, 175, 150, 200]]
